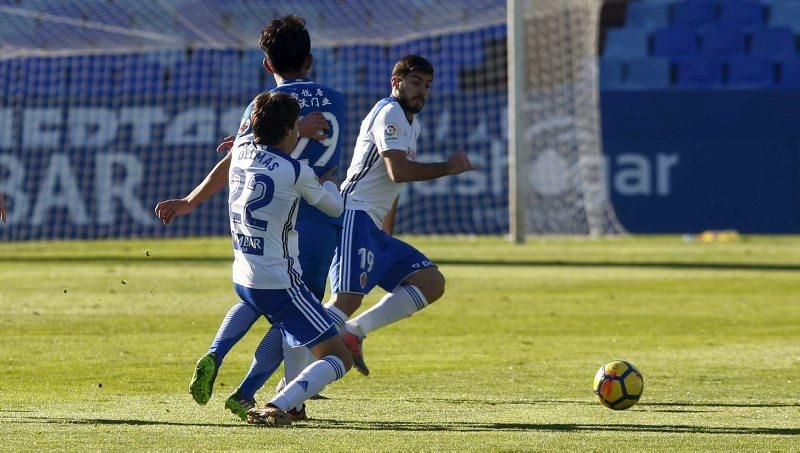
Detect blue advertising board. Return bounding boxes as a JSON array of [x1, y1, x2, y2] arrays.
[[601, 90, 800, 233], [2, 79, 799, 238], [0, 90, 509, 239]]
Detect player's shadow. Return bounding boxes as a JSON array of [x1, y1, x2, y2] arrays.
[[5, 415, 800, 436], [303, 419, 800, 435], [401, 397, 800, 409], [2, 415, 246, 429]]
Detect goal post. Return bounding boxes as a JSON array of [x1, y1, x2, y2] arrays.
[[507, 0, 626, 238]]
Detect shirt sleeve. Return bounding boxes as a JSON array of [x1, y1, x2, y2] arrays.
[[295, 165, 343, 217], [370, 104, 413, 154], [235, 102, 254, 139]]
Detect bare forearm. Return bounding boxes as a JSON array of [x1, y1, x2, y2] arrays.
[[186, 153, 231, 207], [389, 160, 450, 183]]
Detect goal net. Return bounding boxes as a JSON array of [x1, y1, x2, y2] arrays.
[[510, 0, 625, 236], [0, 0, 623, 240]]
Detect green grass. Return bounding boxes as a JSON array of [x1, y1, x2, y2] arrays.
[[1, 236, 799, 450]]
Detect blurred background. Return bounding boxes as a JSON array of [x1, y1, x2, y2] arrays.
[[0, 0, 796, 240]]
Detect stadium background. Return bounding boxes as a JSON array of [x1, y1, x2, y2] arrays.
[[0, 0, 797, 239]]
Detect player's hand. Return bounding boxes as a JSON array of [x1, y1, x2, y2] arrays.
[[154, 198, 193, 225], [216, 135, 234, 154], [446, 150, 478, 175], [298, 112, 329, 141], [0, 193, 6, 224], [318, 166, 340, 188]]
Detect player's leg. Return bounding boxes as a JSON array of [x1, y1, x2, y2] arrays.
[[246, 283, 351, 426], [344, 266, 443, 339], [278, 220, 343, 394], [232, 220, 343, 411], [225, 324, 283, 420], [250, 333, 352, 426], [342, 237, 440, 373], [325, 210, 378, 374], [190, 300, 260, 405]]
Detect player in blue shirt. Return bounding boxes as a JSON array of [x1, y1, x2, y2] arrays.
[[155, 16, 349, 421]]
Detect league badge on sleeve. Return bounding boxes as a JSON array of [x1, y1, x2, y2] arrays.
[[239, 117, 251, 133], [384, 124, 398, 142]]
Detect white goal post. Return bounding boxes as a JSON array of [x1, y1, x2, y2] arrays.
[[507, 0, 626, 241]]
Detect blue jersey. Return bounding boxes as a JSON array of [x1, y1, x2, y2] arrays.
[[237, 78, 345, 226]]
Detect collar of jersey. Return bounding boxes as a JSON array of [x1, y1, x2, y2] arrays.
[[252, 143, 294, 160], [280, 78, 314, 86]]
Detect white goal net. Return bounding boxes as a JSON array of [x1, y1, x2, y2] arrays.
[[510, 0, 625, 237], [0, 0, 623, 240]]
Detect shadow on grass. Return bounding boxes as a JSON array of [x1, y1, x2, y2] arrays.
[[6, 415, 800, 436], [304, 419, 800, 435], [5, 415, 799, 436], [401, 397, 800, 409], [0, 255, 798, 272], [3, 415, 245, 429]]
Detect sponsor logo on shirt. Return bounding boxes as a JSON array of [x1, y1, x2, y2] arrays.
[[384, 124, 398, 142], [234, 233, 264, 256]]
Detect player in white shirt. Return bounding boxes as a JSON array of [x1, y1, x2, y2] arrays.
[[327, 55, 476, 375], [224, 91, 352, 426]]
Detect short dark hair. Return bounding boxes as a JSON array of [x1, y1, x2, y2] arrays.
[[250, 92, 300, 146], [392, 55, 434, 78], [259, 15, 311, 74]]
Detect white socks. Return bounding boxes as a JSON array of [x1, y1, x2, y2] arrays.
[[279, 304, 350, 410], [269, 355, 346, 412], [345, 285, 428, 339]]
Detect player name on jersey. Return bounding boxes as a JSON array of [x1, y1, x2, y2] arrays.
[[287, 88, 334, 109]]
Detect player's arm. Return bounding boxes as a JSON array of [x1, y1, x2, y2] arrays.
[[154, 152, 232, 225], [383, 149, 474, 183], [296, 165, 343, 218], [383, 196, 398, 235]]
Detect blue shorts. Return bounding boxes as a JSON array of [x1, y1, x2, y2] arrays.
[[296, 219, 340, 301], [234, 283, 337, 348], [329, 209, 436, 295]]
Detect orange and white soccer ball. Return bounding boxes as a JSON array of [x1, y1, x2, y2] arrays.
[[592, 360, 644, 410]]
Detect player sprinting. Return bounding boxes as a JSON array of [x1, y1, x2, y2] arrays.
[[154, 16, 347, 420], [328, 55, 476, 375], [224, 91, 351, 427]]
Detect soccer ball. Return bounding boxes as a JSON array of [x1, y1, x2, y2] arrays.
[[592, 360, 644, 410]]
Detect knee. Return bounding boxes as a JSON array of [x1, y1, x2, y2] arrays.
[[330, 292, 363, 317], [422, 269, 446, 303]]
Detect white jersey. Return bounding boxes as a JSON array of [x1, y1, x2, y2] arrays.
[[341, 96, 421, 227], [229, 138, 342, 289]]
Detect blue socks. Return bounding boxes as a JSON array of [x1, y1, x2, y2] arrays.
[[207, 302, 259, 367]]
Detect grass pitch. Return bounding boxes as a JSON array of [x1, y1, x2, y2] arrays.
[[1, 235, 799, 450]]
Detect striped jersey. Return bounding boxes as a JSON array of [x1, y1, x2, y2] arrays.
[[341, 96, 421, 227], [229, 139, 340, 289]]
